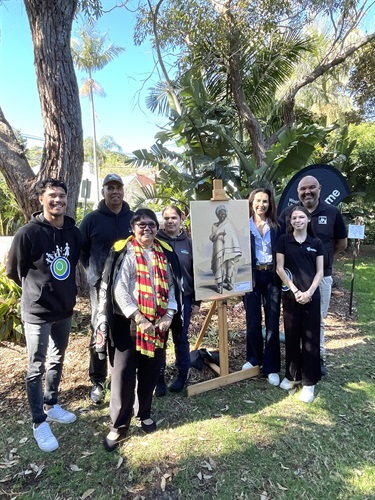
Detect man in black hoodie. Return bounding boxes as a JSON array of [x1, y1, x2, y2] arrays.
[[79, 173, 134, 403], [6, 178, 82, 453]]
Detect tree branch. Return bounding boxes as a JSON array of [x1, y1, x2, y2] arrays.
[[148, 0, 182, 115], [268, 31, 375, 148]]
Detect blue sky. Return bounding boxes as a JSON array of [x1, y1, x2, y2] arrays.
[[0, 1, 166, 154]]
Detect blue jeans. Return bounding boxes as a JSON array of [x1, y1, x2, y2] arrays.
[[25, 317, 72, 424], [244, 270, 281, 374]]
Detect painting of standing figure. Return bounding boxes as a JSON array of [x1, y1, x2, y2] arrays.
[[191, 200, 252, 301]]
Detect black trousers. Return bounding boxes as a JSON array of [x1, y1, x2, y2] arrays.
[[244, 269, 281, 374], [108, 314, 164, 434], [282, 292, 321, 386]]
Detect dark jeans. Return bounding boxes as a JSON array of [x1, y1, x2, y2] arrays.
[[161, 294, 192, 375], [89, 283, 107, 385], [282, 292, 321, 386], [244, 269, 281, 374], [108, 314, 164, 433], [25, 317, 72, 424]]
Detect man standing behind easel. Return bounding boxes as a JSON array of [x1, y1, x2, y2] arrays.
[[279, 175, 347, 375]]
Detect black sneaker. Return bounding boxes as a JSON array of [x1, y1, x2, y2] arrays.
[[320, 358, 328, 376], [90, 383, 104, 404], [169, 371, 188, 393]]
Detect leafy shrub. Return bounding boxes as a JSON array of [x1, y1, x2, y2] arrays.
[[0, 266, 23, 343]]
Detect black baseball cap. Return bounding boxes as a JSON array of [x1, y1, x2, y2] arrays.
[[102, 173, 124, 186]]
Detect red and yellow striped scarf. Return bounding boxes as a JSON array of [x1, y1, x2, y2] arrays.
[[133, 238, 169, 357]]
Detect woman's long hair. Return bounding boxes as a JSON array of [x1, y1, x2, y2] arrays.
[[248, 188, 278, 228], [288, 205, 315, 236]]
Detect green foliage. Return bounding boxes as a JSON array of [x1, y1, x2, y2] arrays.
[[0, 266, 23, 343], [131, 71, 340, 206], [25, 145, 43, 168], [348, 40, 375, 119], [0, 176, 25, 236], [78, 0, 103, 20]]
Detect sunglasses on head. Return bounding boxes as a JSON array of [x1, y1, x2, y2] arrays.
[[135, 222, 157, 229]]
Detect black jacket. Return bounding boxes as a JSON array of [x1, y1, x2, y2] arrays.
[[156, 229, 199, 303], [95, 236, 183, 355], [79, 200, 134, 287], [6, 212, 82, 324]]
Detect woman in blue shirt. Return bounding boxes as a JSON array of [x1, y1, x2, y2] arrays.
[[242, 188, 282, 386]]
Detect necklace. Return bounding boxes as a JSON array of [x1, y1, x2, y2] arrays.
[[294, 235, 306, 244]]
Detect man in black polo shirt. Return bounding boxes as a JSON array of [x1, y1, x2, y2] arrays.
[[279, 175, 347, 375]]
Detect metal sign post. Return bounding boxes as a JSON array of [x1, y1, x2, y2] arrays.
[[348, 218, 365, 315]]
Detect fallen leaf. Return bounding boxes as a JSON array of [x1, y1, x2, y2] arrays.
[[197, 471, 203, 480], [116, 456, 123, 469], [203, 474, 212, 480], [0, 474, 12, 483], [244, 400, 255, 404], [163, 473, 171, 479], [161, 476, 166, 492], [81, 488, 95, 499], [234, 426, 242, 433], [70, 464, 82, 472], [35, 465, 45, 479], [277, 482, 287, 490], [208, 457, 217, 469], [201, 460, 212, 470], [280, 463, 289, 470], [220, 405, 229, 411], [260, 491, 268, 500], [80, 451, 95, 458], [19, 437, 28, 444]]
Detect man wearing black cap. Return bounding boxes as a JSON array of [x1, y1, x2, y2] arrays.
[[80, 173, 134, 403]]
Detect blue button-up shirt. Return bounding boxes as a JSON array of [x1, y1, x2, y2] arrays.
[[250, 218, 273, 265]]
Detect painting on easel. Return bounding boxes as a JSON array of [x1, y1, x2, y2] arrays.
[[191, 200, 252, 301]]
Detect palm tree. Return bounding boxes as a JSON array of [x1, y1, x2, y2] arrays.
[[71, 20, 125, 200]]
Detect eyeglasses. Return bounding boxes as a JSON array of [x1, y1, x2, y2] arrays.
[[135, 222, 157, 230]]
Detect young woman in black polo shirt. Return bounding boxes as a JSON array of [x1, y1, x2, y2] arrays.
[[276, 206, 324, 403]]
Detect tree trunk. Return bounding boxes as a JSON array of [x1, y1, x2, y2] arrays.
[[0, 107, 36, 220], [24, 0, 83, 218], [0, 0, 83, 220]]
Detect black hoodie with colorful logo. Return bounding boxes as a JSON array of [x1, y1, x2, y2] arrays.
[[6, 212, 82, 324]]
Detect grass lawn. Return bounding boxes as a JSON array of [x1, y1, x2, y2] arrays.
[[0, 250, 374, 499]]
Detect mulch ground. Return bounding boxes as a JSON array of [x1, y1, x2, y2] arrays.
[[0, 250, 362, 416]]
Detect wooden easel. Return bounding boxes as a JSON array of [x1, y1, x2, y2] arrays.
[[187, 180, 259, 396]]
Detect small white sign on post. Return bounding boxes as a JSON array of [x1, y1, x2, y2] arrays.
[[348, 224, 365, 240]]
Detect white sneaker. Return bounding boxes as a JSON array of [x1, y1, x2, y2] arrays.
[[33, 422, 58, 452], [242, 361, 254, 370], [45, 404, 76, 424], [279, 378, 301, 390], [267, 373, 280, 386], [299, 385, 315, 403]]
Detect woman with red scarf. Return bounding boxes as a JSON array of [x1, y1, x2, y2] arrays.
[[95, 209, 182, 451]]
